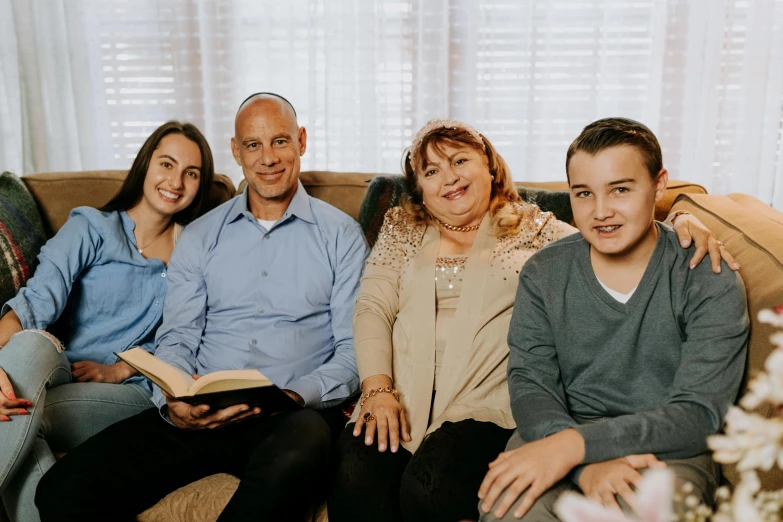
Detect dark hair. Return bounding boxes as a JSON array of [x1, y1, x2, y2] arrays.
[[237, 92, 297, 117], [565, 117, 663, 181], [101, 121, 215, 224]]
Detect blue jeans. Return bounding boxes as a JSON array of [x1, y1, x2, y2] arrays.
[[0, 331, 153, 522]]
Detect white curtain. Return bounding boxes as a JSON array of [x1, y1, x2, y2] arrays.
[[1, 0, 782, 209]]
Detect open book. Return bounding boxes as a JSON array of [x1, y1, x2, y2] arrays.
[[117, 348, 301, 412]]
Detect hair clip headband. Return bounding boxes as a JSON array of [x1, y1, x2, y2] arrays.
[[409, 119, 485, 164]]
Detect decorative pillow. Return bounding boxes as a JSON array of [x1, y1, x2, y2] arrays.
[[0, 172, 47, 307], [357, 176, 406, 246], [358, 175, 573, 247]]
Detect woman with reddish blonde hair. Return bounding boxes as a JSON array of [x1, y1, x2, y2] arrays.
[[328, 119, 732, 522]]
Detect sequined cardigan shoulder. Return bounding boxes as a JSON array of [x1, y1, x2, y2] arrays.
[[365, 205, 568, 273]]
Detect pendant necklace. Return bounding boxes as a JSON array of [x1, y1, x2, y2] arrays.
[[137, 226, 171, 254]]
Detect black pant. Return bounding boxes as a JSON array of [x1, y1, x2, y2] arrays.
[[328, 419, 514, 522], [35, 406, 345, 522]]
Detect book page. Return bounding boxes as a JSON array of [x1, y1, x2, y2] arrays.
[[117, 348, 194, 397], [190, 369, 272, 395]]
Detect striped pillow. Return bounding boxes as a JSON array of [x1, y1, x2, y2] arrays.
[[0, 172, 47, 307]]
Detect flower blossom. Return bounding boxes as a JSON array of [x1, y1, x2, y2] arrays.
[[554, 469, 672, 522], [759, 308, 783, 329], [708, 407, 783, 471], [741, 348, 783, 409]]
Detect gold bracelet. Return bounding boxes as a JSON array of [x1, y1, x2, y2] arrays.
[[359, 386, 400, 407], [669, 209, 692, 224]]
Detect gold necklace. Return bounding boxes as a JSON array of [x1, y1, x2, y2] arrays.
[[435, 218, 480, 232], [136, 225, 172, 254]]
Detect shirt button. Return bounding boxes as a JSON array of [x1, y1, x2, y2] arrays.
[[161, 273, 166, 278], [258, 308, 265, 314], [154, 301, 159, 306], [252, 339, 258, 345], [262, 271, 268, 277], [264, 234, 270, 240]]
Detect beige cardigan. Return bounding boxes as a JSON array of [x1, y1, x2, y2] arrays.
[[353, 205, 574, 452]]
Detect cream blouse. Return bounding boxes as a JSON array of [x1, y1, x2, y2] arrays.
[[434, 255, 466, 391]]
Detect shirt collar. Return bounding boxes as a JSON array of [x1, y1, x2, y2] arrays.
[[119, 210, 138, 241], [284, 181, 316, 224], [227, 180, 315, 225]]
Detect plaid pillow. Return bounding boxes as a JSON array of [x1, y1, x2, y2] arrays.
[[358, 175, 573, 247], [0, 172, 47, 307]]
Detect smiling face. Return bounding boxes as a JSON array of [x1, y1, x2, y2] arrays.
[[139, 133, 202, 217], [416, 142, 493, 227], [568, 145, 667, 262], [231, 97, 306, 214]]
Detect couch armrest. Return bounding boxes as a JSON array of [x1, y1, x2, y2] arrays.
[[671, 193, 783, 490]]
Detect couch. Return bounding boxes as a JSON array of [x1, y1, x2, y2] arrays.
[[1, 169, 782, 521]]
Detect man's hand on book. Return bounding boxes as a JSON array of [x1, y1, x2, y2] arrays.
[[163, 390, 262, 430], [71, 361, 136, 384]]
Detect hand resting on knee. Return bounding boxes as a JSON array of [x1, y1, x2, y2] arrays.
[[353, 374, 411, 453], [577, 454, 667, 512]]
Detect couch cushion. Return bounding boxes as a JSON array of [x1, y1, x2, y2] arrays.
[[137, 474, 240, 522], [671, 193, 783, 490], [21, 171, 236, 237], [0, 172, 47, 307], [137, 474, 329, 522]]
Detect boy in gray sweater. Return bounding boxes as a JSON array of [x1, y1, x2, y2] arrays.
[[478, 118, 749, 521]]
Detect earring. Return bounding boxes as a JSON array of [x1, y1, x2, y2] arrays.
[[491, 175, 495, 181]]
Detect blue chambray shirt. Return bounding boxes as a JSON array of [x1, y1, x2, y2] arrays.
[[2, 208, 167, 386], [152, 182, 368, 410]]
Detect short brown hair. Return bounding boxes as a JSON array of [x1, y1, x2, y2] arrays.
[[401, 126, 535, 238], [565, 118, 662, 181]]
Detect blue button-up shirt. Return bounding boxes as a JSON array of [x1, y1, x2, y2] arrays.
[[2, 208, 167, 385], [153, 182, 368, 410]]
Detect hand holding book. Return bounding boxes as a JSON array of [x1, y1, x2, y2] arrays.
[[163, 388, 263, 430], [117, 348, 302, 415]]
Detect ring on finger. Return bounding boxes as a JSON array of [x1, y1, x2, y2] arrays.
[[363, 412, 376, 422]]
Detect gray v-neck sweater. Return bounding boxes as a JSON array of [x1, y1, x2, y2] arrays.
[[508, 223, 748, 465]]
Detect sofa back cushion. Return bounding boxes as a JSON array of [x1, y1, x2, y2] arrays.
[[671, 193, 783, 489], [0, 172, 48, 306], [237, 171, 375, 221], [21, 171, 236, 237]]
